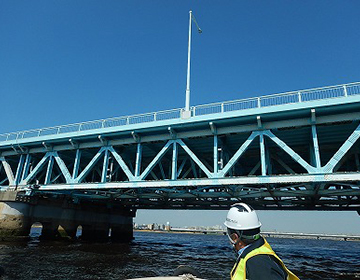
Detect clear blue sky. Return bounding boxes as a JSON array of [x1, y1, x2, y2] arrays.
[[1, 1, 360, 234]]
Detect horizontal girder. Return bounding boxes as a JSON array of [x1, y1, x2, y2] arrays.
[[22, 182, 360, 211]]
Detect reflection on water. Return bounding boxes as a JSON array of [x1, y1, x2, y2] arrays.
[[0, 230, 359, 279]]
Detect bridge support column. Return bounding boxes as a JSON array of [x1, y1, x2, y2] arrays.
[[111, 224, 133, 242], [110, 210, 134, 242], [78, 209, 134, 242], [40, 222, 59, 240], [0, 191, 135, 243], [81, 225, 110, 241], [0, 198, 32, 239]]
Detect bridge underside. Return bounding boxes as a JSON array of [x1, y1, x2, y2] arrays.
[[25, 181, 359, 211]]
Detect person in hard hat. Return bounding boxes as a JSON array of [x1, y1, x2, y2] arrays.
[[224, 203, 299, 280]]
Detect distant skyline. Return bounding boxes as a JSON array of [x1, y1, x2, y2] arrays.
[[134, 209, 360, 235], [1, 1, 360, 234]]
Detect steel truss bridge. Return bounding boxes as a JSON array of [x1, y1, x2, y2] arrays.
[[1, 82, 360, 212]]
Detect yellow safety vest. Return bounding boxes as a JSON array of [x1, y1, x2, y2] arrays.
[[231, 238, 299, 280]]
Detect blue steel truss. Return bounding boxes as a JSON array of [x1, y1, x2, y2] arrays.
[[1, 82, 360, 210]]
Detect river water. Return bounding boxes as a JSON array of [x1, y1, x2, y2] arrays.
[[0, 230, 359, 280]]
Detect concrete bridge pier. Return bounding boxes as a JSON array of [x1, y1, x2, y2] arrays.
[[111, 224, 133, 242], [40, 222, 60, 240], [81, 224, 110, 241], [0, 191, 135, 242], [0, 200, 32, 239], [77, 208, 135, 242]]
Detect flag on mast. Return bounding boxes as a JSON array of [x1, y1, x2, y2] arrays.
[[191, 13, 202, 33]]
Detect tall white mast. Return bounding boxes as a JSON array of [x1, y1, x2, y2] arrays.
[[185, 10, 193, 112], [184, 11, 202, 116]]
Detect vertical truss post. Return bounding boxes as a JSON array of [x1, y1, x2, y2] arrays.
[[213, 134, 219, 174], [73, 149, 81, 179], [14, 155, 25, 185], [177, 158, 187, 178], [190, 160, 198, 178], [21, 154, 31, 182], [355, 153, 360, 171], [45, 155, 54, 184], [311, 124, 321, 169], [265, 142, 272, 174], [171, 142, 178, 180], [101, 148, 110, 183], [259, 133, 267, 176], [159, 162, 166, 179], [135, 143, 142, 178]]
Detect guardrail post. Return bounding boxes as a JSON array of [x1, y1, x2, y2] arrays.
[[192, 107, 196, 117], [221, 103, 224, 113], [126, 117, 130, 125], [298, 92, 302, 102], [102, 120, 105, 128], [57, 127, 61, 134], [257, 97, 261, 108], [343, 85, 348, 97], [154, 112, 157, 121], [78, 124, 82, 131], [38, 130, 42, 137]]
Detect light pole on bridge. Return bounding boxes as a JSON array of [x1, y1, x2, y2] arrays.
[[182, 10, 202, 119]]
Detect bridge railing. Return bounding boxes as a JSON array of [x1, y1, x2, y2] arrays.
[[1, 82, 360, 142]]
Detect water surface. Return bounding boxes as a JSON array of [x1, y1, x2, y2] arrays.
[[0, 231, 359, 279]]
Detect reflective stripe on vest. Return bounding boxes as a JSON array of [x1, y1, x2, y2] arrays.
[[230, 238, 299, 280]]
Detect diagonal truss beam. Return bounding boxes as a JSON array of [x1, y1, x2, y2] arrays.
[[44, 155, 54, 184], [108, 146, 135, 181], [263, 130, 317, 174], [176, 139, 213, 178], [0, 157, 15, 186], [323, 123, 360, 173], [52, 152, 72, 183], [20, 153, 51, 185], [218, 132, 259, 177], [139, 140, 174, 180], [75, 147, 106, 183]]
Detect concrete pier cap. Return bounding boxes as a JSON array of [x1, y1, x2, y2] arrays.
[[0, 190, 135, 242]]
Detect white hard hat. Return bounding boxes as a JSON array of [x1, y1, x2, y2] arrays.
[[224, 203, 261, 230]]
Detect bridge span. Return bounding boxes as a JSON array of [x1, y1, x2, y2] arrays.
[[1, 82, 360, 241]]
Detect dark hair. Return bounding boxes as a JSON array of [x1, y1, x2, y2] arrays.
[[228, 227, 261, 244]]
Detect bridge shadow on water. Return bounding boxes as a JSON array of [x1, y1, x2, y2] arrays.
[[0, 230, 359, 280]]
